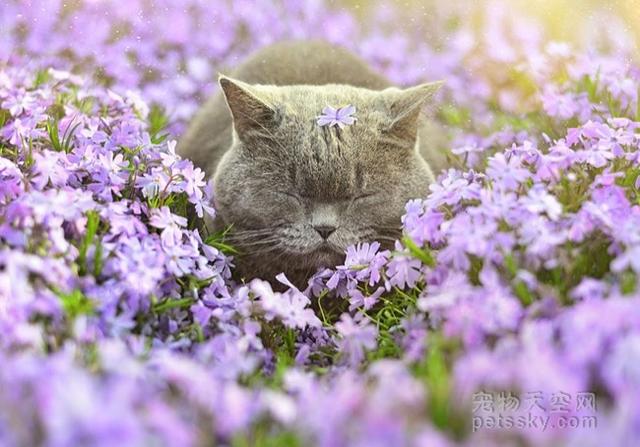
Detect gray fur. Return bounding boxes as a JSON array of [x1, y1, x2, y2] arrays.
[[178, 41, 446, 286]]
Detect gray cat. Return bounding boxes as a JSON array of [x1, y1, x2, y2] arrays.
[[179, 41, 446, 287]]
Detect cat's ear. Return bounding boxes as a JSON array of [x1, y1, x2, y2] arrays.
[[383, 81, 443, 141], [218, 74, 277, 138]]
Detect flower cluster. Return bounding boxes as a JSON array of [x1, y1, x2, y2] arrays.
[[2, 0, 640, 446]]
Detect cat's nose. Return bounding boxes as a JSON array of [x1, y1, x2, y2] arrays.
[[314, 225, 336, 239]]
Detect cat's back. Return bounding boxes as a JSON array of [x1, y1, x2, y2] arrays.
[[226, 40, 390, 88], [178, 41, 391, 173]]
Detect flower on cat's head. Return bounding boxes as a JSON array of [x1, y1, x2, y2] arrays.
[[316, 105, 357, 128]]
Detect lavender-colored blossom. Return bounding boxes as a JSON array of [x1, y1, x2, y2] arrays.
[[250, 279, 321, 329], [316, 105, 357, 128], [334, 314, 378, 366], [486, 152, 531, 191], [385, 242, 423, 289]]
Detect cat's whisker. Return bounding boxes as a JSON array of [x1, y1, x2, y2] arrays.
[[373, 227, 403, 237], [250, 246, 284, 256], [372, 225, 403, 233], [227, 234, 280, 241], [373, 226, 401, 232], [225, 233, 282, 243], [226, 229, 278, 237], [258, 248, 290, 264], [233, 241, 282, 251], [373, 235, 399, 242]]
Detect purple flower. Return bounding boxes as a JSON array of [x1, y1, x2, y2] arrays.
[[603, 333, 640, 397], [338, 241, 389, 286], [192, 180, 216, 219], [386, 256, 422, 289], [316, 105, 357, 128], [179, 162, 206, 200], [149, 206, 187, 247], [334, 314, 378, 366], [137, 169, 172, 199], [348, 286, 385, 311], [250, 278, 321, 329], [2, 90, 35, 117], [486, 153, 531, 191]]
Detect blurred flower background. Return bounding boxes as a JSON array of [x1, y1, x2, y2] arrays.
[[2, 0, 640, 446]]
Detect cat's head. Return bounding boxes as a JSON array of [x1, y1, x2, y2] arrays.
[[213, 75, 442, 281]]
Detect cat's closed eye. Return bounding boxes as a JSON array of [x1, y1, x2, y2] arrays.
[[278, 190, 375, 205], [277, 191, 303, 204]]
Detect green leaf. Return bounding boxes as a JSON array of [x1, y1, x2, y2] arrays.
[[232, 430, 302, 447], [513, 281, 534, 306], [58, 289, 95, 320], [78, 211, 100, 276], [153, 297, 194, 313], [61, 118, 81, 153], [503, 253, 518, 277], [621, 271, 637, 295], [46, 118, 62, 151], [148, 104, 170, 144], [0, 108, 9, 128], [401, 235, 436, 267], [416, 336, 451, 428], [205, 225, 239, 255], [93, 238, 104, 278], [33, 69, 52, 88]]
